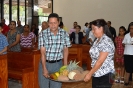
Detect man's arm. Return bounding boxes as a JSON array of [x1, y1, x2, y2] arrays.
[[63, 47, 68, 65], [0, 46, 7, 55], [40, 47, 49, 78]]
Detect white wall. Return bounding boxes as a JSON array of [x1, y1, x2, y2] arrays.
[[53, 0, 133, 34]]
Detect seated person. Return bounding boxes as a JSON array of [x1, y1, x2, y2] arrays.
[[20, 24, 35, 48], [0, 23, 9, 55], [70, 25, 84, 44]]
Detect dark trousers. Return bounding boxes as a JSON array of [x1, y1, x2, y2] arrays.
[[92, 73, 113, 88], [129, 73, 132, 81]]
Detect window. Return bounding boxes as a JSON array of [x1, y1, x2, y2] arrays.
[[12, 0, 17, 21], [33, 0, 52, 16], [4, 0, 9, 25], [1, 0, 53, 26], [19, 0, 25, 25]]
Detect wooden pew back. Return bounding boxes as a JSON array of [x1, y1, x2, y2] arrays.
[[7, 51, 41, 88], [68, 44, 92, 70], [68, 44, 82, 66], [8, 52, 34, 70], [81, 44, 92, 70], [0, 55, 8, 88]]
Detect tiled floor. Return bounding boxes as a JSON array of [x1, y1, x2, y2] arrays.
[[8, 64, 133, 88], [8, 80, 21, 88], [8, 79, 133, 88]]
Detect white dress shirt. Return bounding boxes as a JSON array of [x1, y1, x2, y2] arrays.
[[122, 33, 133, 55]]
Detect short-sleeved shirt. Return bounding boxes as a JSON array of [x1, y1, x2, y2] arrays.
[[20, 32, 35, 47], [88, 31, 95, 45], [0, 33, 9, 54], [7, 30, 21, 52], [2, 24, 9, 35], [38, 28, 71, 61], [122, 33, 133, 55], [16, 25, 24, 34], [89, 34, 115, 77]]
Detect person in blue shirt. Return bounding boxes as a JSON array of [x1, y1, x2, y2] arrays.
[[0, 23, 9, 55]]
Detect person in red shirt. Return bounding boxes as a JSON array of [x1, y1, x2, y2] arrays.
[[1, 19, 9, 36]]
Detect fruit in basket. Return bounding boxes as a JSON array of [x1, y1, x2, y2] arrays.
[[59, 65, 67, 73], [68, 70, 89, 80], [73, 73, 83, 81], [55, 72, 60, 77], [60, 69, 69, 76], [72, 70, 81, 74], [68, 71, 77, 80], [49, 73, 58, 80], [67, 70, 81, 80], [60, 60, 81, 76], [58, 74, 69, 81], [67, 60, 80, 72]]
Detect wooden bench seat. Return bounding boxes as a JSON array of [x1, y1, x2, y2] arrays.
[[68, 44, 92, 70], [68, 44, 82, 66], [7, 51, 41, 88], [0, 54, 8, 88], [81, 44, 92, 70]]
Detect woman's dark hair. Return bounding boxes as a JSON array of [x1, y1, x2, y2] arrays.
[[91, 19, 113, 39], [126, 22, 133, 33], [24, 24, 30, 28], [48, 13, 59, 22], [118, 26, 127, 36], [59, 21, 63, 27], [84, 22, 88, 27], [10, 21, 16, 25]]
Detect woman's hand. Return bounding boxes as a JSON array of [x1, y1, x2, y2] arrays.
[[84, 72, 92, 82], [7, 46, 11, 51]]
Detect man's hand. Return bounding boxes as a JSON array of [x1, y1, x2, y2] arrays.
[[43, 68, 49, 78]]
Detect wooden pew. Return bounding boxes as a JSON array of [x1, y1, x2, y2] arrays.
[[68, 44, 92, 70], [68, 44, 82, 66], [81, 44, 92, 70], [7, 50, 40, 88], [0, 54, 8, 88]]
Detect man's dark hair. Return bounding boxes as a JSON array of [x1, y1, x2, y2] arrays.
[[74, 21, 77, 24], [48, 13, 59, 22], [76, 25, 81, 29], [107, 21, 111, 24], [84, 22, 88, 26]]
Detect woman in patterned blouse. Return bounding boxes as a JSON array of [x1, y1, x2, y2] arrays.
[[7, 21, 21, 52], [84, 19, 115, 88], [20, 24, 35, 48]]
